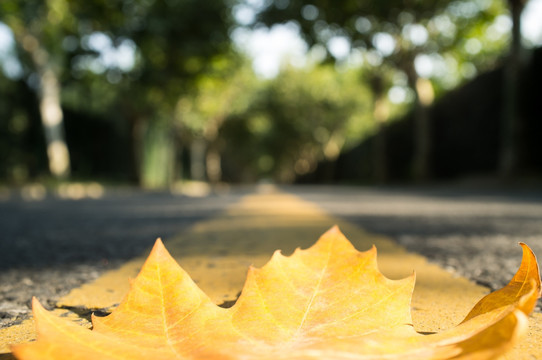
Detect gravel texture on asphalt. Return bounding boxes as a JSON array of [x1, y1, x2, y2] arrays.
[[0, 187, 246, 328], [1, 185, 541, 329], [290, 185, 542, 301]]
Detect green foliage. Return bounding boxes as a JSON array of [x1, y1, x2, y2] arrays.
[[257, 0, 510, 94], [176, 54, 259, 139], [256, 0, 511, 183], [0, 0, 238, 187], [0, 0, 517, 185], [220, 65, 372, 182]]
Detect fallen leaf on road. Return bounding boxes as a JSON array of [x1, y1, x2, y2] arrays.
[[12, 226, 541, 359]]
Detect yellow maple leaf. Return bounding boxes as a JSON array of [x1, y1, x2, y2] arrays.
[[12, 226, 541, 359]]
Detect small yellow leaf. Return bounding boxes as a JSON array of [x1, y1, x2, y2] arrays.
[[12, 226, 541, 359], [462, 242, 541, 322]]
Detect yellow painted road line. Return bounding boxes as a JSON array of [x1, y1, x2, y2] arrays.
[[1, 188, 540, 358]]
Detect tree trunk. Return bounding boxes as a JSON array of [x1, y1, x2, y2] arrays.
[[24, 33, 71, 180], [38, 67, 71, 179], [140, 120, 175, 189], [206, 146, 222, 184], [128, 113, 144, 184], [203, 120, 223, 184], [367, 75, 389, 184], [190, 138, 207, 182], [499, 0, 525, 180], [322, 132, 344, 183], [410, 75, 434, 183], [373, 96, 389, 184], [13, 29, 71, 180]]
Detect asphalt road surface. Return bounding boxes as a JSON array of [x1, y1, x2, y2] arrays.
[[1, 184, 542, 328], [0, 187, 247, 328], [290, 185, 542, 293]]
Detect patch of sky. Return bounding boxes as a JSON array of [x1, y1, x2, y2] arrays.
[[355, 17, 372, 34], [402, 24, 429, 46], [464, 38, 482, 55], [231, 22, 308, 78], [372, 32, 396, 57], [388, 86, 408, 104], [80, 32, 136, 73], [0, 22, 23, 79], [485, 15, 512, 42], [327, 36, 351, 60], [522, 0, 542, 46], [301, 5, 319, 21]]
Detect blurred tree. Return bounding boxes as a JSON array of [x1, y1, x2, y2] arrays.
[[257, 0, 509, 181], [0, 0, 78, 179], [116, 0, 235, 188], [221, 64, 371, 182], [1, 0, 238, 188], [499, 0, 529, 180], [176, 55, 260, 183], [364, 69, 391, 184]]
